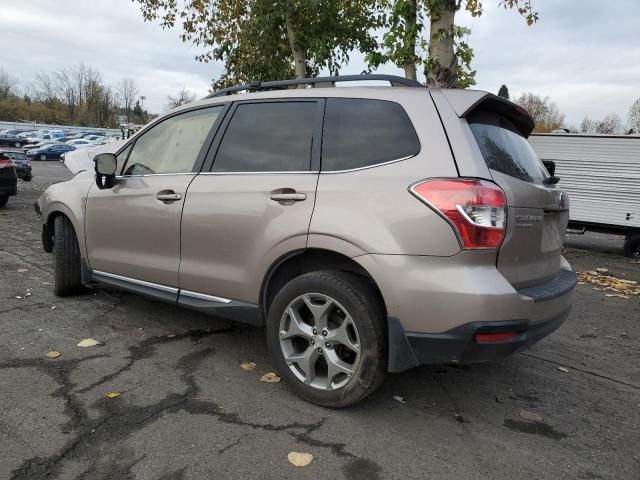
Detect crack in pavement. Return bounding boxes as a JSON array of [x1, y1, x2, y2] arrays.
[[9, 328, 379, 479], [521, 352, 640, 390]]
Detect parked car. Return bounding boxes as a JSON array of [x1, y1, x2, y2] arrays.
[[0, 134, 28, 148], [35, 75, 576, 407], [66, 139, 95, 148], [0, 150, 32, 181], [17, 131, 36, 138], [0, 152, 18, 207], [27, 143, 76, 161], [24, 139, 59, 152], [0, 129, 29, 136]]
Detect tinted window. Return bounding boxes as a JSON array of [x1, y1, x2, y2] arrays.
[[123, 106, 222, 175], [213, 102, 316, 172], [468, 110, 548, 184], [5, 152, 26, 160], [322, 98, 420, 171]]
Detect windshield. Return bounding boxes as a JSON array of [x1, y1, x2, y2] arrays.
[[468, 110, 548, 184], [5, 152, 26, 160]]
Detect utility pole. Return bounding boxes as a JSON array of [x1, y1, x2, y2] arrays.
[[139, 95, 146, 123]]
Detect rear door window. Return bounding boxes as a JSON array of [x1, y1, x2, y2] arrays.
[[213, 101, 318, 172], [321, 98, 420, 171], [468, 110, 548, 184]]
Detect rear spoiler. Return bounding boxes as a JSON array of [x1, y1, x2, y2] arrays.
[[437, 89, 535, 138]]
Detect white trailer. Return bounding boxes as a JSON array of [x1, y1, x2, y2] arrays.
[[529, 133, 640, 257]]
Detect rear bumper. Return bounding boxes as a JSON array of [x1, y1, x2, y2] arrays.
[[353, 252, 577, 372], [388, 306, 570, 371]]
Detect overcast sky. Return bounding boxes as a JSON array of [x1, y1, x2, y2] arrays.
[[1, 0, 638, 127]]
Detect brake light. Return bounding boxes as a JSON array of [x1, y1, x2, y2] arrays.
[[0, 158, 13, 168], [410, 178, 506, 249], [475, 332, 517, 343]]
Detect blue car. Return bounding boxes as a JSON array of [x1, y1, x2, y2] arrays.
[[26, 143, 76, 161]]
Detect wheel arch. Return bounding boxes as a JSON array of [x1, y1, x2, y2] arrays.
[[260, 248, 387, 320]]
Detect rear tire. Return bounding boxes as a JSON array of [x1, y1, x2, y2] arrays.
[[0, 195, 8, 207], [53, 215, 83, 296], [266, 270, 387, 408], [623, 234, 640, 258]]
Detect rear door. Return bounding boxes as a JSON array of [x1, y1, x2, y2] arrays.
[[179, 99, 323, 304], [467, 109, 569, 288]]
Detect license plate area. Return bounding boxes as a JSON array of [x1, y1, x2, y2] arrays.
[[541, 212, 562, 252]]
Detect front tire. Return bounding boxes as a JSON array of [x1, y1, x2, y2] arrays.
[[0, 195, 8, 207], [53, 215, 83, 296], [40, 154, 47, 161], [624, 234, 640, 258], [267, 270, 387, 407], [14, 141, 21, 148]]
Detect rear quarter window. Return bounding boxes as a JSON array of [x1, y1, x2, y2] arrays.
[[468, 110, 548, 184], [322, 98, 420, 171]]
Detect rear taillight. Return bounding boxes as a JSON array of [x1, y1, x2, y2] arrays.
[[27, 160, 32, 167], [0, 158, 13, 168], [410, 178, 507, 249]]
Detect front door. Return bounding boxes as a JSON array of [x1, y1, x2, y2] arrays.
[[84, 105, 225, 287], [179, 99, 323, 304]]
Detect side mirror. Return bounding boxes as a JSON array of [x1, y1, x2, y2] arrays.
[[542, 160, 556, 177], [94, 153, 117, 189]]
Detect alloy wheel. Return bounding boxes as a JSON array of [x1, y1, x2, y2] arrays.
[[278, 293, 361, 390]]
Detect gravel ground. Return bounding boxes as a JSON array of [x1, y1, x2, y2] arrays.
[[1, 162, 639, 480]]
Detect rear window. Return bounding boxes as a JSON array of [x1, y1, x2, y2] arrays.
[[468, 110, 548, 184], [322, 98, 420, 171], [5, 152, 26, 160]]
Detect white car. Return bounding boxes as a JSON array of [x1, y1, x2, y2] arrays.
[[65, 139, 95, 149]]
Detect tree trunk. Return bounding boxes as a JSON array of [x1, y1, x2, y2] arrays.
[[402, 0, 417, 81], [426, 0, 458, 88], [285, 14, 306, 80]]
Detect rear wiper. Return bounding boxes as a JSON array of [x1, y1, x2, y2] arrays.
[[543, 175, 560, 186]]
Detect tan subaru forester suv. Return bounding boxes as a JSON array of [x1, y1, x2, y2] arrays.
[[36, 75, 576, 407]]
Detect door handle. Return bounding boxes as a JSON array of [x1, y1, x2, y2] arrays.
[[156, 190, 182, 202], [270, 193, 307, 202]]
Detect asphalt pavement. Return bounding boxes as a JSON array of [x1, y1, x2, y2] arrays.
[[1, 162, 639, 480]]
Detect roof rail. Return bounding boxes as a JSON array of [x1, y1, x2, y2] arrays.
[[206, 74, 424, 98]]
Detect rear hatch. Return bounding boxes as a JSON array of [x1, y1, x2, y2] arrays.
[[467, 108, 569, 289]]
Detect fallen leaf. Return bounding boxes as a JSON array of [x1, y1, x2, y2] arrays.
[[393, 395, 406, 404], [288, 452, 313, 467], [46, 351, 61, 359], [17, 268, 28, 273], [519, 410, 543, 422], [51, 306, 57, 310], [106, 391, 121, 399], [260, 372, 281, 383], [454, 412, 470, 423], [558, 366, 569, 373], [15, 296, 22, 299], [77, 338, 101, 348], [240, 361, 257, 371], [166, 334, 176, 338], [25, 292, 31, 297], [595, 267, 608, 273]]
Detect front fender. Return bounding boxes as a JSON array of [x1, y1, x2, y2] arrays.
[[38, 174, 94, 261]]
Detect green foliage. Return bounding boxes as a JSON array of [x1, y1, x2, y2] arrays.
[[498, 84, 510, 99], [368, 0, 537, 87], [134, 0, 381, 90]]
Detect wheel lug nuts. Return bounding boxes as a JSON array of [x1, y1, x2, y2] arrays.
[[312, 329, 317, 335], [317, 347, 323, 353], [325, 342, 331, 348], [321, 329, 328, 337], [310, 339, 315, 345]]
